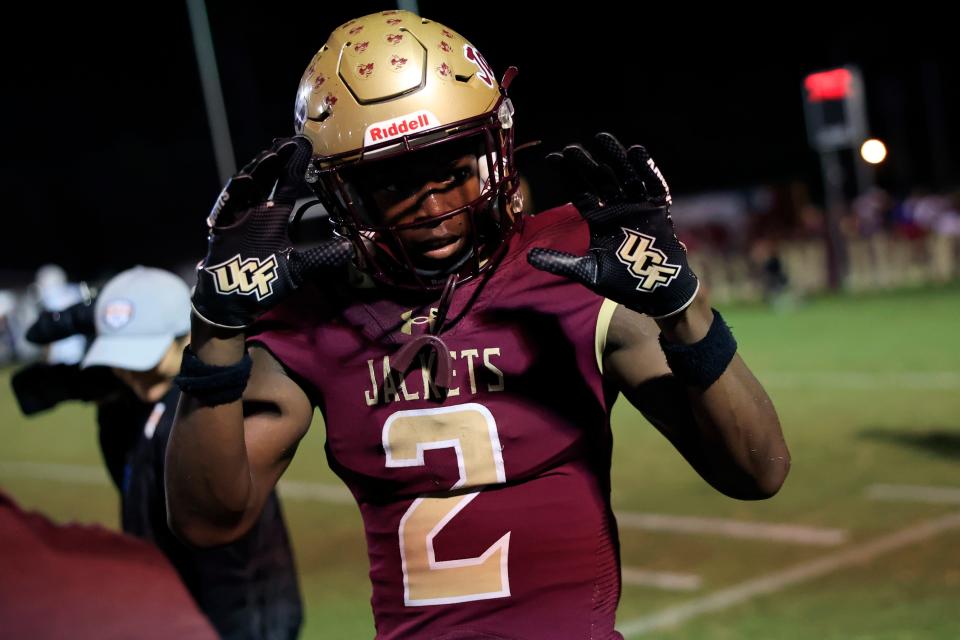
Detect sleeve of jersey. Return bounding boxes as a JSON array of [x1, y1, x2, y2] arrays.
[[244, 287, 323, 403]]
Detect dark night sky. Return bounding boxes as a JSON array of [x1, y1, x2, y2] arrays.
[[3, 3, 956, 281]]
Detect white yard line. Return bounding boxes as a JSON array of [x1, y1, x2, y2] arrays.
[[867, 483, 960, 505], [0, 460, 355, 503], [615, 511, 848, 546], [621, 568, 702, 592], [618, 510, 960, 637], [0, 461, 109, 485], [277, 479, 354, 504], [1, 461, 850, 547]]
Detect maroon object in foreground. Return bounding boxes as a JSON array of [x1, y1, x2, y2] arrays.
[[0, 489, 217, 640]]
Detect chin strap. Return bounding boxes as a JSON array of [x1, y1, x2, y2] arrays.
[[432, 273, 458, 336], [389, 274, 458, 397]]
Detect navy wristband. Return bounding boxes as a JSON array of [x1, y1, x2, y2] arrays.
[[174, 345, 252, 406], [658, 308, 737, 389]]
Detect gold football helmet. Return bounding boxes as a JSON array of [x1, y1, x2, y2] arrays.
[[294, 10, 522, 291]]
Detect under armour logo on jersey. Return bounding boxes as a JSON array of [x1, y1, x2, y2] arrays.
[[400, 308, 438, 335], [205, 254, 279, 300], [616, 228, 681, 292]]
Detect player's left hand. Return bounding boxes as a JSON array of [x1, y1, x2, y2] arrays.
[[527, 132, 699, 318]]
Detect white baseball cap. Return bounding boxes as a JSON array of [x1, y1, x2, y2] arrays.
[[81, 266, 191, 371]]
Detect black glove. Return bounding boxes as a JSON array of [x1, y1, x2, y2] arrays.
[[527, 132, 699, 319], [192, 136, 355, 329]]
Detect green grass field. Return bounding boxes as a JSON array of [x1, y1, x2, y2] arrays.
[[3, 283, 960, 639]]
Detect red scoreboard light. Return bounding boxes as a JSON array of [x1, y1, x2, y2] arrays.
[[802, 66, 867, 152], [804, 68, 853, 102]]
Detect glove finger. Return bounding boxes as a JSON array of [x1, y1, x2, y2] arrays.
[[272, 136, 302, 164], [545, 151, 602, 213], [627, 145, 672, 205], [287, 237, 356, 286], [207, 174, 255, 228], [274, 136, 314, 204], [238, 148, 273, 176], [247, 151, 285, 201], [527, 247, 597, 287], [219, 139, 311, 231], [592, 132, 645, 198], [562, 144, 622, 204]]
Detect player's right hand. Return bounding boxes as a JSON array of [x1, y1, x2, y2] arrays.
[[191, 136, 355, 330]]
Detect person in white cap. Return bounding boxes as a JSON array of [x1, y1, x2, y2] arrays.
[[82, 266, 192, 402], [81, 266, 304, 640]]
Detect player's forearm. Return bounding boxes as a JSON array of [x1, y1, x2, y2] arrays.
[[657, 295, 790, 499], [682, 354, 790, 498], [165, 319, 255, 545]]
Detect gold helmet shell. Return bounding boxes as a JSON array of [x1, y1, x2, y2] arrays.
[[295, 10, 504, 160]]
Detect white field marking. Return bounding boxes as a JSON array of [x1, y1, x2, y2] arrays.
[[867, 483, 960, 505], [0, 461, 110, 485], [615, 511, 848, 546], [621, 568, 702, 592], [0, 460, 356, 504], [1, 461, 851, 548], [757, 371, 960, 390], [276, 479, 354, 504], [618, 510, 960, 637]]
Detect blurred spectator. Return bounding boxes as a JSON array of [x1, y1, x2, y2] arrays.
[[749, 238, 790, 304], [0, 290, 16, 365], [852, 187, 894, 237], [33, 264, 91, 365]]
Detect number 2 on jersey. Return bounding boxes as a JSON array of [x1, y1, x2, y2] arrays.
[[382, 403, 510, 606]]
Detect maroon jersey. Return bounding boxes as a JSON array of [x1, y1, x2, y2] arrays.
[[249, 204, 624, 639]]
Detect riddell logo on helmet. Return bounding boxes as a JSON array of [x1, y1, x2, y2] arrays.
[[364, 111, 439, 147]]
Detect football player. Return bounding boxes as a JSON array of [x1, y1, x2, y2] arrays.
[[166, 10, 790, 639]]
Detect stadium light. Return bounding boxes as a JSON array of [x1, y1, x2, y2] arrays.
[[860, 138, 887, 165]]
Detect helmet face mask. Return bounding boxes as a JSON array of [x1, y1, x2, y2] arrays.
[[296, 10, 521, 292], [316, 127, 519, 287]]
